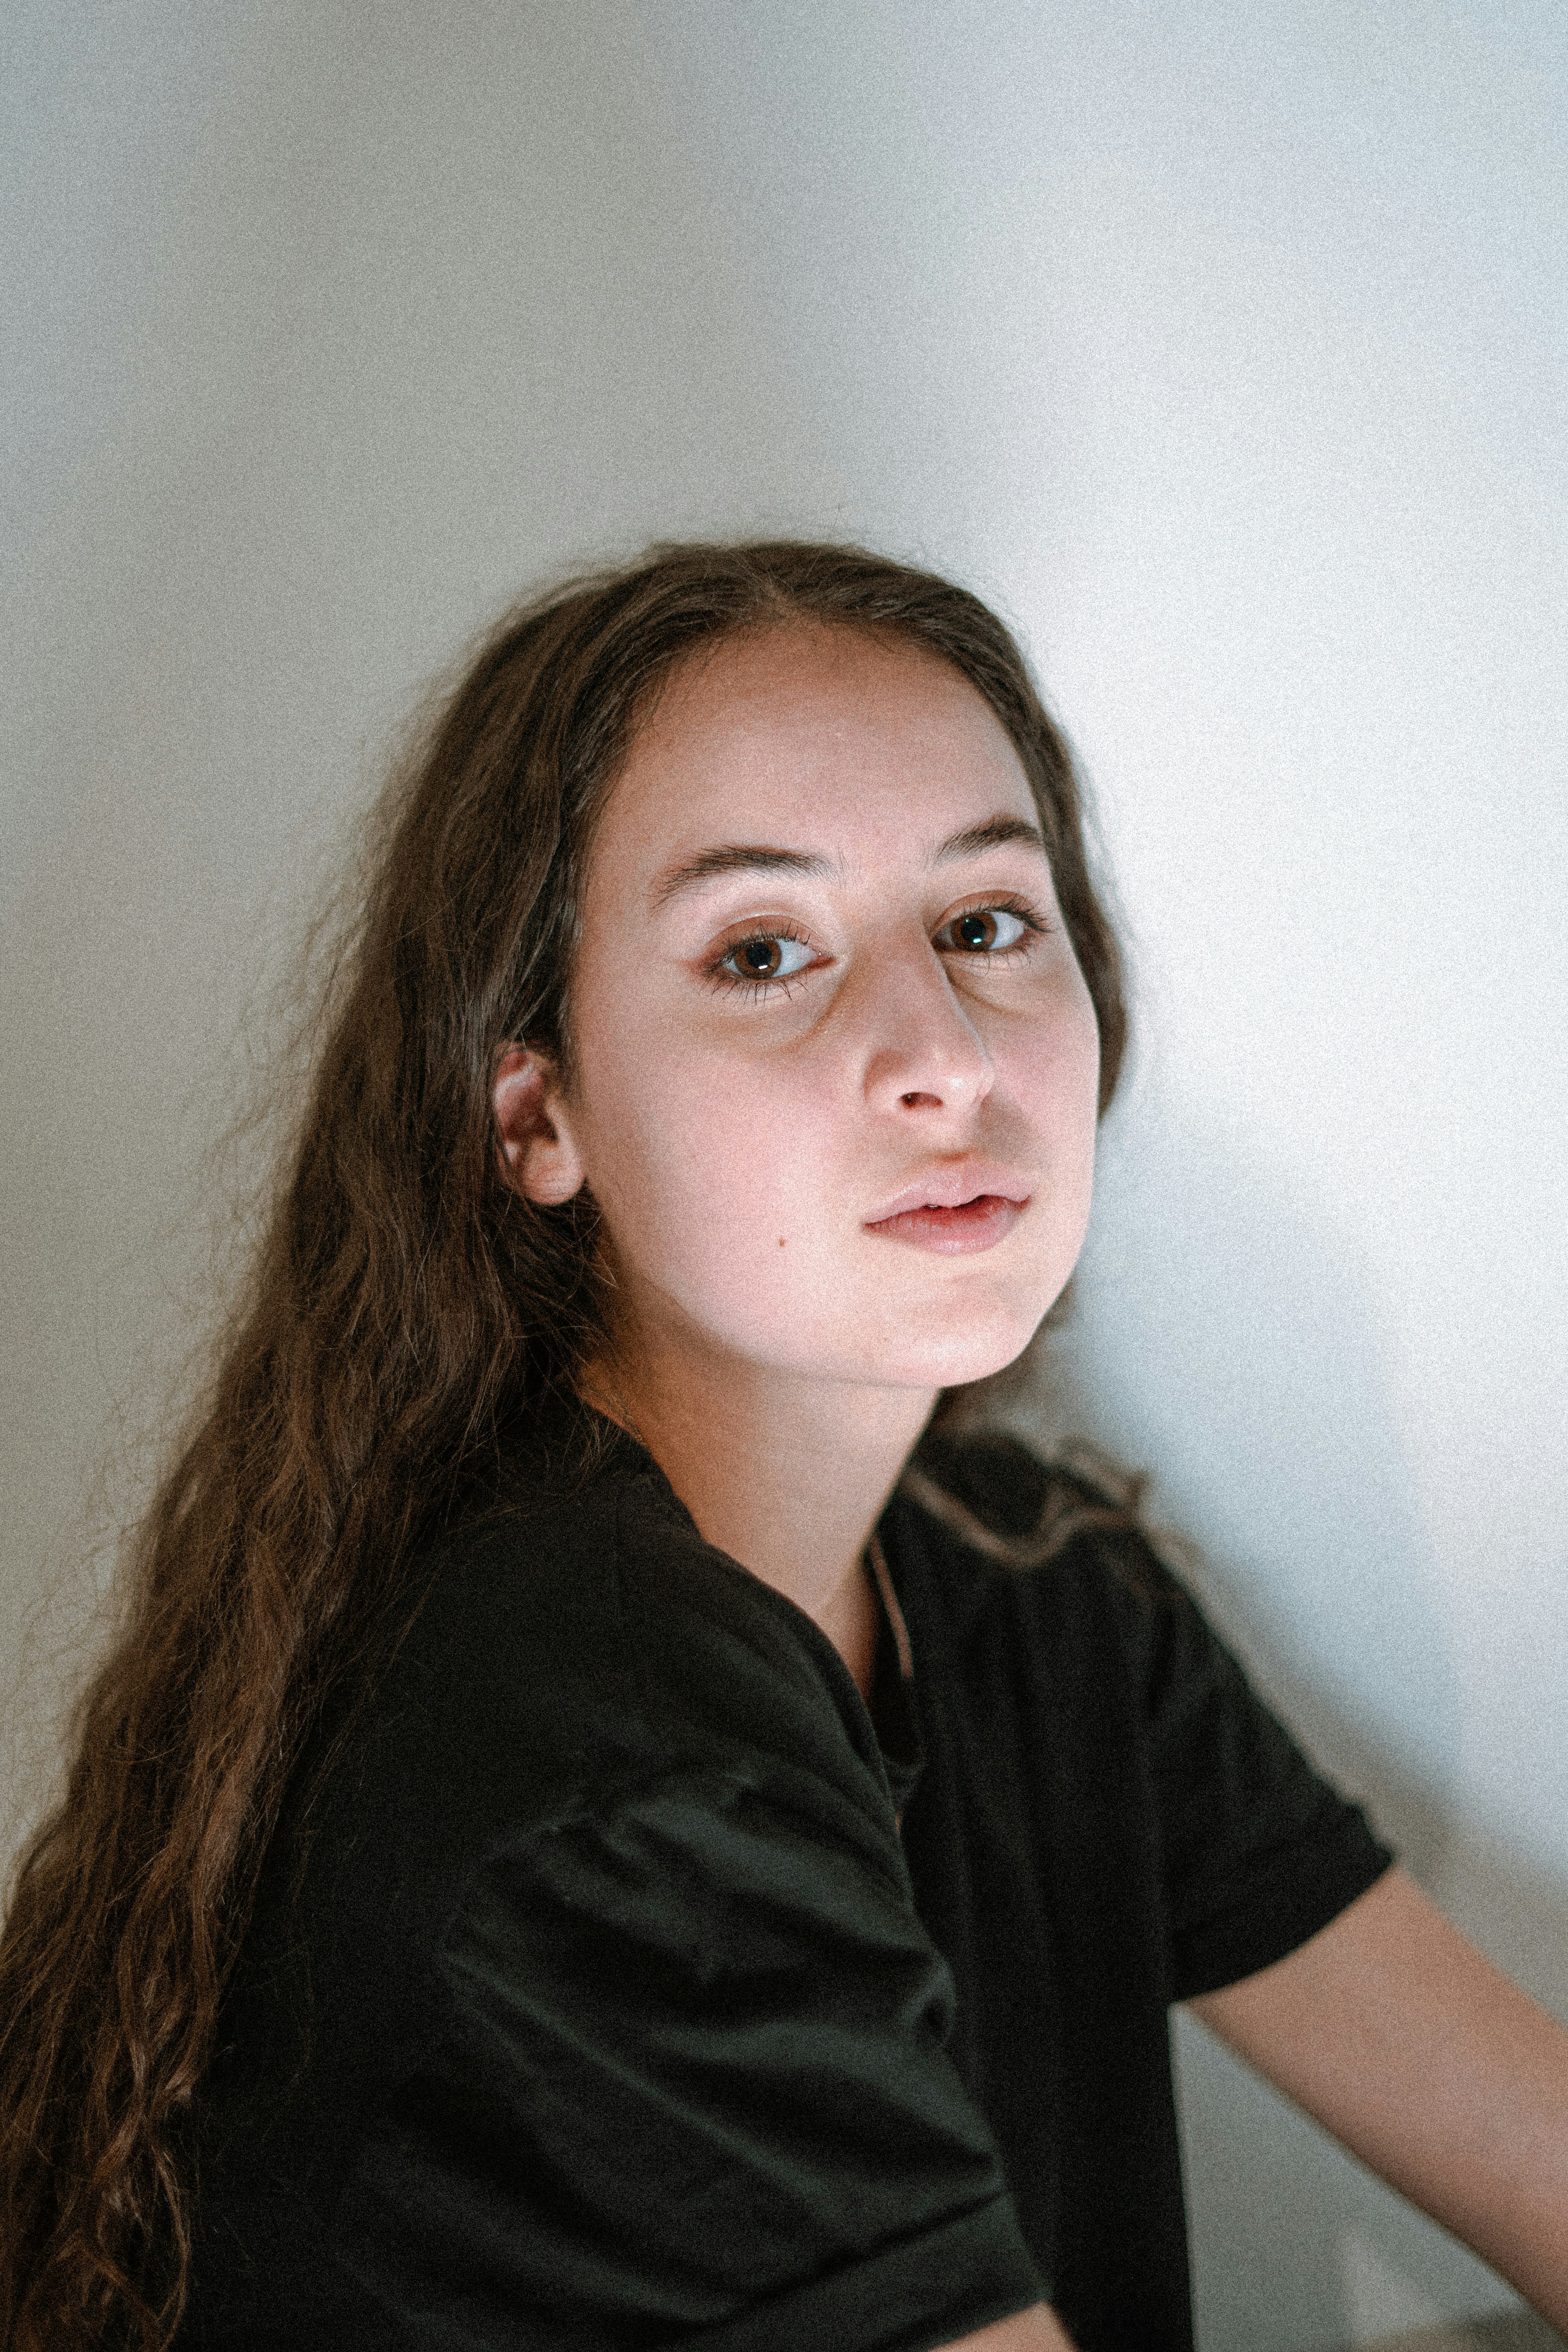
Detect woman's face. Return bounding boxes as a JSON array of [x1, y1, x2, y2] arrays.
[[510, 622, 1102, 1403]]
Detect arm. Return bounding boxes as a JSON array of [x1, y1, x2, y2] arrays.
[[1188, 1864, 1568, 2328], [943, 2308, 1077, 2350]]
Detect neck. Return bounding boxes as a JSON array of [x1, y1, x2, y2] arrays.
[[578, 1343, 937, 1699]]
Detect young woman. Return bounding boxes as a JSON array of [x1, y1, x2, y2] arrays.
[[2, 542, 1565, 2352]]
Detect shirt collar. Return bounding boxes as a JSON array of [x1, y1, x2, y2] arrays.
[[863, 1530, 925, 1816]]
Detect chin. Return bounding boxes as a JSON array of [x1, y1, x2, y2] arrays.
[[871, 1317, 1044, 1393]]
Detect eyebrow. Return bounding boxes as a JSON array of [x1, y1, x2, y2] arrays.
[[647, 813, 1050, 915]]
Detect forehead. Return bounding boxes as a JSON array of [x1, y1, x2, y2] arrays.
[[597, 623, 1036, 873]]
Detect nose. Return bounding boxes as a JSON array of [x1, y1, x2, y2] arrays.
[[855, 929, 996, 1116]]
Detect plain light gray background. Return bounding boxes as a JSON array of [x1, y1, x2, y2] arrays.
[[4, 6, 1565, 2346]]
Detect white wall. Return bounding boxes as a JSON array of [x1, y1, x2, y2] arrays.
[[5, 5, 1564, 2345]]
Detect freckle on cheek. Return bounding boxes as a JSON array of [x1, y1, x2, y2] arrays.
[[777, 1237, 786, 1248]]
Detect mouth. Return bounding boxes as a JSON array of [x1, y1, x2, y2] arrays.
[[865, 1163, 1032, 1224], [863, 1191, 1028, 1255]]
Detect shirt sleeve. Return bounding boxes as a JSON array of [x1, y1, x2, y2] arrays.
[[330, 1758, 1044, 2352], [1107, 1532, 1397, 2001]]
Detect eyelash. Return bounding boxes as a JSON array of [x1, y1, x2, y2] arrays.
[[706, 895, 1050, 1003]]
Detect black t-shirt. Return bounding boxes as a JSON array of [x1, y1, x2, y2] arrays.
[[179, 1397, 1392, 2352]]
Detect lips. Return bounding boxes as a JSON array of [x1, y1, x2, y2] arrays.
[[864, 1163, 1031, 1226], [863, 1193, 1027, 1254], [862, 1163, 1033, 1258]]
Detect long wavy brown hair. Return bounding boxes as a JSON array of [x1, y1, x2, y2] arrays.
[[0, 540, 1129, 2349]]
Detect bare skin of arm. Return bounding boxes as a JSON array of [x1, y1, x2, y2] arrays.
[[940, 2306, 1077, 2350], [1189, 1864, 1568, 2330]]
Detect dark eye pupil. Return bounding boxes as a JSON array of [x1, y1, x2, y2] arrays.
[[741, 939, 777, 975], [956, 913, 993, 951]]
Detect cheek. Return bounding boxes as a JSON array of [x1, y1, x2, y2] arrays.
[[575, 1013, 825, 1271], [1014, 977, 1103, 1227], [1018, 961, 1102, 1121]]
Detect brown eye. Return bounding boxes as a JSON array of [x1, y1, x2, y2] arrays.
[[714, 929, 815, 989], [943, 906, 1034, 954]]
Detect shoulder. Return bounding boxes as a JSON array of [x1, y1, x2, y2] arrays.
[[887, 1420, 1395, 1996], [201, 1400, 912, 2140], [415, 1406, 882, 1774], [884, 1420, 1282, 1762], [888, 1418, 1181, 1655], [283, 1399, 897, 1923]]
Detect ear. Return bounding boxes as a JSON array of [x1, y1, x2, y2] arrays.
[[492, 1042, 586, 1206]]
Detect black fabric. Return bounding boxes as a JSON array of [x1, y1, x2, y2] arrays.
[[886, 1430, 1392, 2350], [180, 1397, 1392, 2352]]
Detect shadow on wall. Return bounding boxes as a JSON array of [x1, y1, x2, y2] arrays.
[[1005, 1087, 1568, 2351]]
